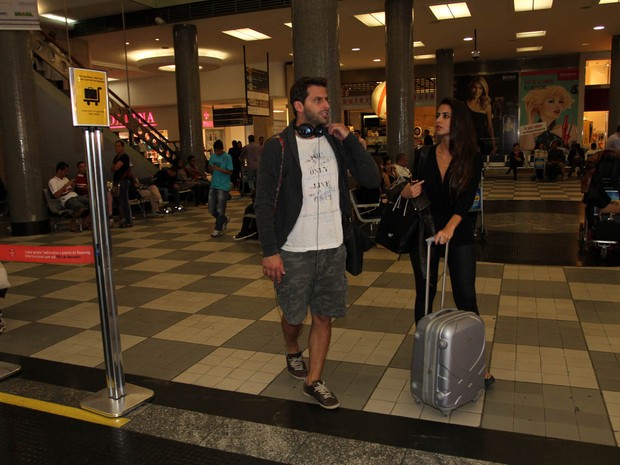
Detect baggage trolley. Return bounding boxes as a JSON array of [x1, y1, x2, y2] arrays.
[[469, 169, 485, 239], [410, 238, 486, 416]]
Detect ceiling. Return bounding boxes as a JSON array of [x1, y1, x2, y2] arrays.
[[37, 0, 620, 82]]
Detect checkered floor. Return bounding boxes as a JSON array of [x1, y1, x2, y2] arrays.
[[0, 180, 618, 448]]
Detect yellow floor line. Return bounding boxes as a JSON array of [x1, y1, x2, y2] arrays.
[[0, 392, 129, 428]]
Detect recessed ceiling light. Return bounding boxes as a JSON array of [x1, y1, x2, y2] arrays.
[[413, 41, 425, 47], [354, 12, 386, 27], [514, 0, 553, 11], [125, 42, 130, 45], [414, 54, 436, 60], [517, 46, 543, 52], [40, 13, 77, 24], [429, 3, 471, 20], [582, 43, 590, 46], [352, 47, 361, 51], [373, 58, 382, 62], [463, 36, 473, 41], [222, 28, 271, 41], [155, 38, 160, 41], [593, 25, 605, 30], [516, 30, 546, 38], [599, 0, 619, 4], [284, 22, 292, 28]]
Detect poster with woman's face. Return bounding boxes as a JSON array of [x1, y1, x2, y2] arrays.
[[518, 68, 579, 151], [454, 73, 519, 156]]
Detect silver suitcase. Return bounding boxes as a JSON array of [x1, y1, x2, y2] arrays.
[[410, 238, 486, 415]]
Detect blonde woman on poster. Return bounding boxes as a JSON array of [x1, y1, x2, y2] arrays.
[[466, 76, 496, 155], [521, 85, 577, 151]]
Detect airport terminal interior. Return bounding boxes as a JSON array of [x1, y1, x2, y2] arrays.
[[1, 1, 620, 464]]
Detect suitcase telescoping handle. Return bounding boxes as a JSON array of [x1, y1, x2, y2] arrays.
[[424, 237, 449, 317]]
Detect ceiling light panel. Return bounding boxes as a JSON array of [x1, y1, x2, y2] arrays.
[[429, 3, 471, 20], [414, 54, 436, 60], [514, 0, 553, 12], [40, 13, 77, 24], [353, 12, 386, 27], [222, 28, 271, 41], [599, 0, 619, 4], [516, 30, 546, 38], [413, 41, 425, 47], [517, 46, 543, 52]]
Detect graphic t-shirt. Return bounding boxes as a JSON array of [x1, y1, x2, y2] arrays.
[[209, 152, 233, 191], [282, 136, 342, 252]]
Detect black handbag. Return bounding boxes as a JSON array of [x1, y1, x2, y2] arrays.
[[375, 195, 419, 254], [344, 220, 374, 276]]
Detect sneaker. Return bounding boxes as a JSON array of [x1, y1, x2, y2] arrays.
[[152, 212, 164, 218], [234, 231, 258, 241], [285, 351, 307, 380], [303, 380, 340, 410], [222, 216, 231, 231], [211, 230, 223, 238], [163, 207, 173, 215]]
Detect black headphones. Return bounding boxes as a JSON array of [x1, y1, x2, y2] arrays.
[[295, 123, 328, 138]]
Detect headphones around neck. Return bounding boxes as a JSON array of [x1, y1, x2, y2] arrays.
[[295, 123, 328, 139]]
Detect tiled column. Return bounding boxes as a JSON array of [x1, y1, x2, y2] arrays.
[[174, 24, 204, 163], [291, 0, 341, 121], [0, 30, 50, 235], [435, 48, 454, 102], [609, 34, 620, 130], [385, 0, 414, 161]]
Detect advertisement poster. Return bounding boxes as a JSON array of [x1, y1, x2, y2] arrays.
[[455, 72, 519, 156], [518, 68, 579, 151]]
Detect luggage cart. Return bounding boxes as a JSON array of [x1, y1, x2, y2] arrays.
[[470, 169, 485, 239]]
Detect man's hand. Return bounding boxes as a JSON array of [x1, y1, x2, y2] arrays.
[[262, 254, 285, 284], [327, 123, 350, 141]]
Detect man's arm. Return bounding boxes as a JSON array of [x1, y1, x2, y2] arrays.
[[255, 138, 282, 258]]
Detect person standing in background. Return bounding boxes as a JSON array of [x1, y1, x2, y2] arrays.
[[241, 135, 261, 194], [208, 139, 233, 237], [111, 140, 133, 228]]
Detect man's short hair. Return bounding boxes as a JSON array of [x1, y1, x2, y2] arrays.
[[213, 139, 224, 150], [187, 155, 195, 162], [56, 162, 69, 172], [248, 135, 255, 143], [77, 161, 86, 167], [289, 76, 328, 106], [115, 140, 125, 147]]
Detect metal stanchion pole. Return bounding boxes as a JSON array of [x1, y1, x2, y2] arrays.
[[80, 128, 153, 417]]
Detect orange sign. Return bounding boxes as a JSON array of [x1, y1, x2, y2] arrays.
[[0, 244, 94, 264]]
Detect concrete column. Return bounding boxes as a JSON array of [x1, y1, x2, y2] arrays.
[[609, 34, 620, 131], [291, 0, 342, 121], [174, 24, 204, 165], [0, 31, 50, 236], [385, 0, 414, 161], [435, 49, 454, 102]]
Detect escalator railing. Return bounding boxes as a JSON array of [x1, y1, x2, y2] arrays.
[[30, 30, 177, 163]]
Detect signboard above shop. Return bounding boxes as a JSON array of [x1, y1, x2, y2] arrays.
[[0, 0, 39, 30]]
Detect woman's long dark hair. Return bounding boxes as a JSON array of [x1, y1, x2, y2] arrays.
[[440, 97, 478, 200]]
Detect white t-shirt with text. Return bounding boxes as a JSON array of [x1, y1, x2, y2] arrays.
[[282, 136, 343, 252]]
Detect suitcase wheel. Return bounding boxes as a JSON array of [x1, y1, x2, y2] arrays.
[[411, 393, 421, 404]]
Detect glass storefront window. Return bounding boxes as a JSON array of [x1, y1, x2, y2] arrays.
[[585, 59, 611, 85]]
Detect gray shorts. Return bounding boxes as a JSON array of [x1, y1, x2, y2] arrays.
[[276, 244, 348, 325], [65, 196, 89, 213]]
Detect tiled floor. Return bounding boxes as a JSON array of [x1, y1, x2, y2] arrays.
[[0, 176, 619, 450]]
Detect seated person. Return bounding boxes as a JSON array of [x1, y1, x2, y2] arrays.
[[394, 152, 412, 179], [506, 143, 524, 180], [130, 178, 166, 217], [382, 156, 397, 191], [185, 155, 211, 205], [582, 150, 620, 220], [151, 165, 182, 212], [585, 142, 600, 160], [546, 141, 566, 181], [567, 142, 585, 178], [48, 161, 91, 232]]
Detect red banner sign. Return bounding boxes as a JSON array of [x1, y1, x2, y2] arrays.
[[0, 244, 94, 264]]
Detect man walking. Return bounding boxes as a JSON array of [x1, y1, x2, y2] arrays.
[[240, 134, 261, 194], [255, 77, 380, 409]]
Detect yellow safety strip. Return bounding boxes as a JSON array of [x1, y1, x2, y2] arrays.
[[0, 392, 129, 428]]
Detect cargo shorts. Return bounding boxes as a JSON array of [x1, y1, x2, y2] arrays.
[[275, 244, 348, 325]]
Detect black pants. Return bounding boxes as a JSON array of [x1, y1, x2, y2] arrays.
[[410, 243, 478, 324]]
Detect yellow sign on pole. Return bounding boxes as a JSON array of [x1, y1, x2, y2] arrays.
[[69, 68, 110, 127]]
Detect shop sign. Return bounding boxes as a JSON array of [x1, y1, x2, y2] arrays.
[[110, 112, 158, 130]]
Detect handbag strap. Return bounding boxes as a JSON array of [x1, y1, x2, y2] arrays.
[[413, 145, 431, 179], [273, 135, 285, 212]]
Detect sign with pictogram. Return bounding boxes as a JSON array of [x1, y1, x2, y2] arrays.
[[69, 68, 110, 127]]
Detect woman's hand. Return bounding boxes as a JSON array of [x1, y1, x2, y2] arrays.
[[399, 180, 424, 199], [525, 101, 538, 124], [434, 226, 454, 245]]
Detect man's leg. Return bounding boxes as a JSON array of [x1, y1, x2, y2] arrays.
[[281, 316, 303, 354], [306, 313, 331, 383]]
